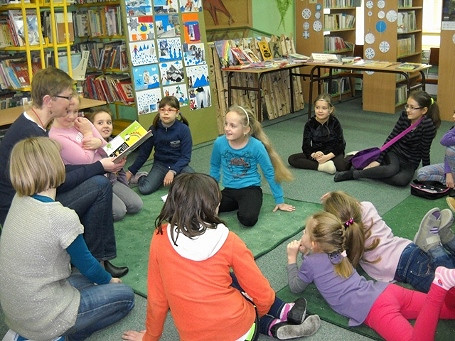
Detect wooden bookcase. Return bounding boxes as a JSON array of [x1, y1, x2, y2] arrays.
[[295, 0, 359, 102], [437, 30, 455, 122], [362, 0, 423, 114]]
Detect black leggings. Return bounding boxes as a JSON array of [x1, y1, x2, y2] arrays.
[[219, 186, 263, 227], [354, 151, 416, 187], [288, 153, 350, 171]]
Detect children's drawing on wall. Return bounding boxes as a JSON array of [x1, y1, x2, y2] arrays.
[[154, 0, 180, 14], [129, 40, 158, 66], [189, 85, 211, 110], [125, 0, 153, 16], [127, 15, 154, 41], [155, 14, 181, 38], [183, 43, 206, 66], [136, 88, 162, 114], [182, 12, 200, 43], [179, 0, 202, 12], [157, 37, 182, 62], [132, 64, 160, 90], [163, 84, 189, 106], [159, 60, 184, 85]]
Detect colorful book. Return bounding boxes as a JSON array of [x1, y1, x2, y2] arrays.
[[230, 47, 250, 65], [258, 41, 273, 61], [103, 120, 153, 163]]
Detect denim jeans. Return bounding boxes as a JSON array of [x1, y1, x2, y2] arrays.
[[63, 272, 135, 341], [138, 162, 194, 195], [57, 175, 116, 261], [394, 243, 455, 292]]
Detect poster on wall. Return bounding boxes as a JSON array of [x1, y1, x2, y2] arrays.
[[442, 0, 455, 30]]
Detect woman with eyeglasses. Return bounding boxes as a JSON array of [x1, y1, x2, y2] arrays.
[[334, 90, 441, 187], [126, 96, 194, 194]]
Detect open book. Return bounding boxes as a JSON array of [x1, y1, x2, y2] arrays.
[[103, 121, 153, 163]]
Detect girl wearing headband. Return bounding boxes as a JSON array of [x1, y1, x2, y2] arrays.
[[286, 211, 455, 340], [335, 90, 440, 187], [322, 190, 455, 293], [210, 105, 295, 227]]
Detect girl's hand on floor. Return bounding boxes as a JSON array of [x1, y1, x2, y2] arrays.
[[364, 161, 380, 169], [122, 330, 145, 341], [273, 203, 296, 212]]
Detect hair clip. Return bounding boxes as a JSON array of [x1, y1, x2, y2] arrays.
[[328, 251, 343, 265], [344, 218, 354, 228]]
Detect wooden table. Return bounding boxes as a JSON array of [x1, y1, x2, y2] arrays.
[[224, 62, 309, 121], [302, 61, 431, 119], [0, 98, 107, 127]]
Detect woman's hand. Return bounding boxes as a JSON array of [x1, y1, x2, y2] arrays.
[[122, 330, 145, 341], [100, 157, 126, 173], [447, 173, 455, 188], [273, 203, 296, 212], [163, 170, 175, 186], [364, 161, 380, 169]]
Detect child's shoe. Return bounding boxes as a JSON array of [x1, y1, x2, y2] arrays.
[[447, 196, 455, 212], [129, 171, 148, 185], [2, 329, 64, 341], [334, 169, 354, 182], [270, 315, 321, 340], [286, 297, 307, 324], [414, 207, 441, 252], [317, 160, 336, 174], [439, 208, 455, 245]]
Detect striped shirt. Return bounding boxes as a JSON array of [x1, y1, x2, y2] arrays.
[[378, 111, 437, 169]]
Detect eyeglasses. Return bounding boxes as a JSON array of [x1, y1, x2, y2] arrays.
[[54, 95, 73, 101], [159, 108, 178, 113], [405, 105, 423, 111]]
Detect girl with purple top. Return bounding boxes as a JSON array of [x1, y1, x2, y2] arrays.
[[286, 211, 455, 340], [322, 191, 455, 293], [417, 108, 455, 188]]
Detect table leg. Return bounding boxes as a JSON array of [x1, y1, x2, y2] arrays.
[[227, 72, 234, 107], [289, 68, 295, 114]]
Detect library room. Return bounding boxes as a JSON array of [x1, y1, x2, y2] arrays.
[[1, 1, 455, 341]]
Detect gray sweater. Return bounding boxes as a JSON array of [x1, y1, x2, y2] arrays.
[[0, 195, 83, 340]]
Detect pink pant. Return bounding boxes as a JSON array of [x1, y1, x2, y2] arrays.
[[364, 283, 455, 341]]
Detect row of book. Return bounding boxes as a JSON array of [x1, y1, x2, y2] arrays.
[[83, 73, 134, 105], [324, 13, 355, 31], [397, 35, 416, 57], [77, 41, 128, 71], [398, 0, 414, 8], [323, 36, 353, 53], [323, 0, 361, 7], [0, 58, 41, 89], [73, 6, 123, 38], [397, 11, 417, 33], [395, 84, 408, 105], [0, 10, 40, 47], [0, 91, 30, 110]]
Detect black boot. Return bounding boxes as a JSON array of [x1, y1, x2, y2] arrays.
[[104, 260, 129, 278]]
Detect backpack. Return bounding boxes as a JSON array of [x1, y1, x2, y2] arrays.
[[410, 180, 451, 200]]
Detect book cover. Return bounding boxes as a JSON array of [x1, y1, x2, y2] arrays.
[[258, 41, 273, 61], [103, 120, 153, 162], [230, 47, 250, 65], [242, 48, 260, 63]]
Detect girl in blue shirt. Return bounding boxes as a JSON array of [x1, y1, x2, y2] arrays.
[[126, 96, 194, 194], [210, 105, 295, 227]]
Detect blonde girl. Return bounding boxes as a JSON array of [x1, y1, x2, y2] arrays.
[[288, 93, 348, 174], [286, 211, 455, 341], [210, 105, 295, 227], [322, 190, 455, 293]]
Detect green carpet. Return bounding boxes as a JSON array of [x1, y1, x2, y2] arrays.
[[113, 190, 321, 296], [276, 195, 455, 340]]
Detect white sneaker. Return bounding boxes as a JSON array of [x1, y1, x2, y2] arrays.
[[2, 329, 64, 341], [129, 171, 148, 185], [317, 160, 336, 174]]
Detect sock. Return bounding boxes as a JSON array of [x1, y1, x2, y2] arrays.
[[279, 302, 294, 320], [433, 266, 455, 290], [268, 318, 282, 337]]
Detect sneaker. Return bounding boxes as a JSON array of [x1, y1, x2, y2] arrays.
[[414, 207, 442, 252], [129, 171, 148, 185], [286, 297, 307, 324], [439, 208, 455, 245], [270, 315, 321, 340], [317, 160, 336, 174], [447, 197, 455, 212], [2, 329, 64, 341], [334, 169, 354, 182]]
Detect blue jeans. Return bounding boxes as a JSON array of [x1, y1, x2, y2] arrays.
[[394, 243, 455, 292], [57, 175, 116, 261], [63, 272, 135, 341], [138, 162, 194, 195]]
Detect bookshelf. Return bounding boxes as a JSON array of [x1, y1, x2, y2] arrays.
[[0, 0, 74, 90], [437, 22, 455, 121], [295, 0, 360, 102], [362, 0, 423, 114]]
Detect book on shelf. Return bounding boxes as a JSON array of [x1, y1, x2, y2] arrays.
[[0, 59, 41, 88], [103, 120, 153, 163], [8, 10, 41, 46], [258, 41, 273, 61]]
